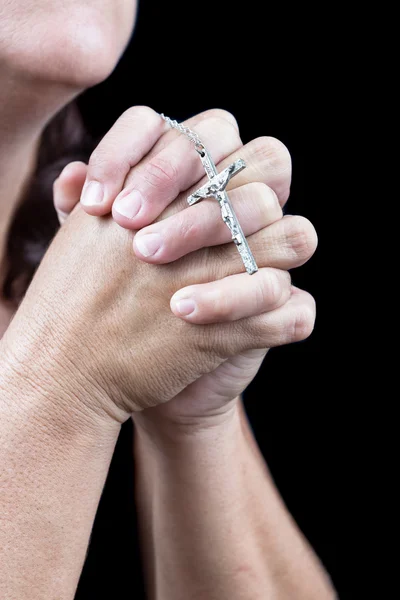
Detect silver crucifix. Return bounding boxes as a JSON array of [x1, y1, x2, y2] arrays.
[[188, 147, 258, 275]]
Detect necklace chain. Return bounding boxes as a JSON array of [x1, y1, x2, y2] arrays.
[[160, 113, 205, 154]]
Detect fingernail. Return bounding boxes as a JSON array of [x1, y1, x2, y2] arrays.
[[175, 298, 196, 316], [114, 190, 143, 219], [81, 181, 104, 206], [135, 232, 162, 257]]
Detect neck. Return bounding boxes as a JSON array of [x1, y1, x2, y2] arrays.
[[0, 67, 79, 287], [0, 134, 40, 244]]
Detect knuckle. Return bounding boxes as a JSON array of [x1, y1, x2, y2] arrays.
[[285, 216, 318, 261], [251, 137, 292, 199], [252, 136, 292, 171], [290, 302, 316, 342], [200, 109, 239, 131], [206, 116, 241, 145], [121, 105, 158, 123], [88, 148, 126, 179], [142, 156, 179, 190], [208, 289, 232, 321]]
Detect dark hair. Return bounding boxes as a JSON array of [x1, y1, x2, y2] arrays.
[[2, 102, 95, 305]]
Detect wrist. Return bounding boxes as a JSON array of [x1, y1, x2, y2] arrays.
[[0, 337, 123, 441], [133, 397, 243, 458]]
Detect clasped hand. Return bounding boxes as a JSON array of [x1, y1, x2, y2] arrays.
[[3, 107, 317, 431]]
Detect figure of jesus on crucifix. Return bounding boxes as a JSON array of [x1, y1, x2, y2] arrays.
[[187, 147, 258, 275]]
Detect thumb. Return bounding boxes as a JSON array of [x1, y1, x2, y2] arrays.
[[53, 161, 88, 225]]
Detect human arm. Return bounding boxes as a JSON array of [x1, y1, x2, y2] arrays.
[[134, 399, 335, 600], [1, 108, 308, 596], [0, 5, 323, 594], [56, 107, 332, 598], [0, 345, 120, 598]]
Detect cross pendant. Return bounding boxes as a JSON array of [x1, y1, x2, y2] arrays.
[[187, 147, 258, 275]]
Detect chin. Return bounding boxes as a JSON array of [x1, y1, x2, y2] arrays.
[[0, 5, 136, 89]]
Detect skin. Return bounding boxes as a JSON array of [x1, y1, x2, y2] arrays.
[[0, 2, 335, 598], [0, 0, 138, 290], [53, 107, 318, 422], [50, 111, 334, 600]]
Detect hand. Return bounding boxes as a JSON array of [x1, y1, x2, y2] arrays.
[[51, 107, 317, 429]]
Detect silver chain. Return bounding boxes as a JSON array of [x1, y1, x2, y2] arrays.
[[160, 113, 205, 154]]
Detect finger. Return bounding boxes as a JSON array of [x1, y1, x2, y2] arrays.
[[112, 113, 241, 229], [224, 136, 292, 207], [170, 268, 291, 324], [161, 136, 292, 223], [211, 215, 318, 280], [53, 162, 87, 225], [133, 182, 282, 263], [143, 108, 239, 159], [80, 106, 165, 215], [240, 286, 316, 349], [207, 287, 316, 356]]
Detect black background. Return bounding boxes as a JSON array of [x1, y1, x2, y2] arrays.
[[75, 1, 338, 598]]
